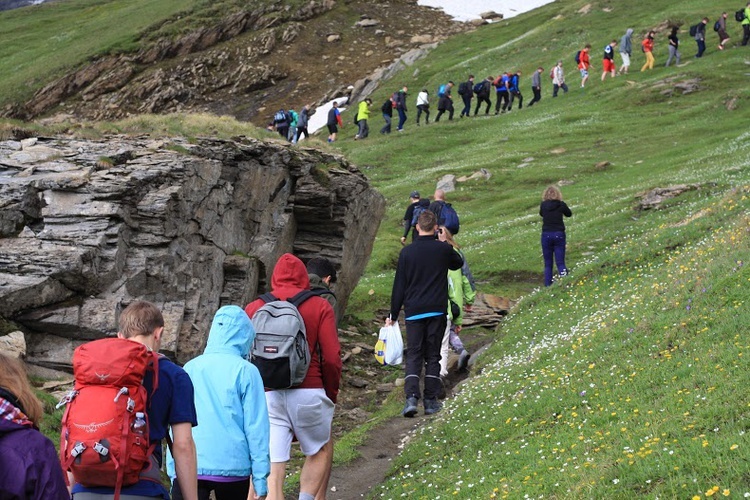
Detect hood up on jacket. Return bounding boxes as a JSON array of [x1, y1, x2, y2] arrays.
[[625, 28, 633, 38], [204, 305, 255, 358], [270, 253, 310, 296]]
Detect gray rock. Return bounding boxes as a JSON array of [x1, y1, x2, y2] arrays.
[[355, 19, 379, 28], [0, 331, 26, 358], [436, 174, 456, 193]]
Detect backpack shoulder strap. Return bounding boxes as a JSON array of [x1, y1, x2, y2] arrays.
[[259, 293, 278, 304], [289, 289, 317, 308], [311, 288, 337, 300]]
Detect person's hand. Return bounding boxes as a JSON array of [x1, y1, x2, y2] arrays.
[[385, 317, 394, 326], [455, 325, 462, 333], [400, 236, 406, 246], [253, 495, 266, 500], [464, 304, 473, 312]]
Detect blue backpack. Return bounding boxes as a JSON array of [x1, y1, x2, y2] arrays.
[[410, 204, 427, 227], [437, 84, 447, 97], [473, 82, 485, 94], [437, 202, 460, 234]]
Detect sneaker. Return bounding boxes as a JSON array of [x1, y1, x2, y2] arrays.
[[457, 350, 470, 372], [402, 397, 419, 418], [424, 398, 442, 415]]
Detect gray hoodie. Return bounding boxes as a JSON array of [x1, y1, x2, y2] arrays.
[[620, 28, 633, 55]]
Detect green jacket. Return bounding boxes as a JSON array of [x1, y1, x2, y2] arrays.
[[744, 7, 750, 25], [308, 273, 337, 309], [447, 249, 476, 325], [356, 101, 370, 121]]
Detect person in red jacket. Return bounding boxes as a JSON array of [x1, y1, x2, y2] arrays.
[[245, 253, 342, 500], [641, 31, 656, 71], [578, 44, 591, 88]]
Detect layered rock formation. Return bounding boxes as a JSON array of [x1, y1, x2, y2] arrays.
[[0, 136, 384, 369]]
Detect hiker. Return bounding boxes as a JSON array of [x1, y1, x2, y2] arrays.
[[641, 31, 656, 71], [618, 28, 634, 74], [473, 76, 492, 115], [416, 88, 430, 126], [539, 186, 573, 287], [458, 75, 474, 118], [527, 67, 543, 107], [387, 210, 464, 417], [70, 300, 199, 500], [380, 96, 393, 134], [170, 306, 270, 500], [717, 12, 730, 51], [435, 81, 454, 122], [288, 109, 299, 143], [695, 18, 708, 58], [327, 101, 343, 143], [665, 26, 681, 67], [578, 44, 591, 87], [295, 104, 311, 143], [743, 2, 750, 46], [395, 86, 408, 131], [307, 256, 338, 309], [601, 40, 617, 80], [552, 61, 569, 97], [436, 227, 476, 385], [355, 98, 372, 140], [244, 254, 342, 500], [494, 72, 510, 114], [428, 189, 460, 235], [507, 71, 523, 111], [273, 109, 289, 141], [401, 190, 430, 244], [0, 354, 69, 500]]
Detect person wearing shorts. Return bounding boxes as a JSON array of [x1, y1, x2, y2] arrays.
[[326, 101, 342, 143], [618, 28, 633, 74], [601, 40, 617, 81], [245, 254, 342, 500], [578, 44, 591, 88]]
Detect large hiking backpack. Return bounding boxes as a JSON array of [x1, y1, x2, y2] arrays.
[[410, 203, 427, 227], [457, 81, 468, 95], [250, 290, 316, 389], [273, 110, 287, 124], [736, 9, 746, 22], [440, 202, 460, 234], [59, 338, 159, 500]]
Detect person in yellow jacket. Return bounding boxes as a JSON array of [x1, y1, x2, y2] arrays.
[[743, 2, 750, 47], [355, 98, 372, 140], [437, 226, 476, 382]]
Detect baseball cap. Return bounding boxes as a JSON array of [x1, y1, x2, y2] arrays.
[[410, 191, 420, 199]]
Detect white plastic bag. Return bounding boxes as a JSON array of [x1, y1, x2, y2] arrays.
[[374, 323, 403, 366]]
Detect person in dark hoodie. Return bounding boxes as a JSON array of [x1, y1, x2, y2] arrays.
[[306, 256, 338, 309], [386, 210, 463, 418], [473, 76, 493, 115], [458, 75, 474, 118], [401, 190, 430, 244], [245, 254, 342, 500], [539, 185, 573, 286], [294, 104, 311, 143], [0, 353, 69, 500], [618, 28, 634, 75]]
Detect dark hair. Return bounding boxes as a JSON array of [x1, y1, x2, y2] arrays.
[[448, 81, 454, 85], [306, 257, 337, 283], [469, 74, 474, 79], [417, 210, 437, 232]]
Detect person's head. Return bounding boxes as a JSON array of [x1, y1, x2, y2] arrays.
[[584, 44, 591, 51], [543, 185, 563, 201], [537, 67, 544, 73], [402, 86, 408, 93], [434, 189, 446, 201], [117, 300, 164, 351], [487, 75, 494, 81], [648, 30, 656, 37], [610, 39, 618, 46], [365, 98, 372, 105], [468, 74, 474, 81], [410, 190, 420, 202], [557, 60, 563, 66], [670, 26, 679, 35], [723, 12, 728, 18], [448, 81, 454, 87], [437, 226, 459, 249], [702, 17, 708, 23], [515, 70, 522, 76], [332, 101, 338, 108], [0, 354, 43, 425], [306, 257, 337, 285], [416, 210, 437, 234]]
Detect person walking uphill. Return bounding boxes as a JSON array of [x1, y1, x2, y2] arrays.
[[694, 18, 708, 58], [380, 96, 393, 134], [458, 75, 474, 118], [665, 26, 681, 67], [245, 253, 342, 500], [527, 67, 543, 107], [435, 81, 454, 122], [169, 306, 270, 500], [742, 2, 750, 46], [387, 210, 464, 417], [601, 40, 617, 81], [326, 101, 343, 143], [618, 28, 634, 74], [578, 45, 591, 88], [539, 186, 572, 287], [354, 98, 372, 140], [474, 76, 492, 115], [395, 86, 408, 131], [401, 190, 429, 244], [717, 12, 730, 51], [552, 61, 569, 97], [641, 31, 656, 71], [416, 88, 430, 125], [0, 354, 70, 500]]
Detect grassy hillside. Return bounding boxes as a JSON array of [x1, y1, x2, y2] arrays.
[[325, 0, 750, 497]]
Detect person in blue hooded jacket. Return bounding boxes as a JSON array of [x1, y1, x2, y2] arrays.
[[169, 305, 270, 500]]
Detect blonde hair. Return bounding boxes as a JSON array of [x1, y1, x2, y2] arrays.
[[543, 185, 562, 201], [118, 301, 164, 339], [0, 354, 43, 424], [440, 226, 460, 250]]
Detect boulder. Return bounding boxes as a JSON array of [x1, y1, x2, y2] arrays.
[[480, 11, 503, 21], [0, 331, 26, 358], [0, 136, 384, 367], [355, 19, 379, 28], [327, 34, 341, 43], [436, 174, 456, 193]]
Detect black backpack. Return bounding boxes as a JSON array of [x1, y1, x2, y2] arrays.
[[574, 50, 581, 64], [457, 82, 468, 95], [714, 20, 721, 32], [689, 24, 699, 37], [473, 81, 485, 94], [736, 9, 746, 22]]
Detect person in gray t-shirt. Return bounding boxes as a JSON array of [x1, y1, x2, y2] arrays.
[[528, 67, 544, 107]]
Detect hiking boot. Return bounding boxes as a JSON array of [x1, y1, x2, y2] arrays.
[[457, 350, 470, 372], [402, 397, 418, 418], [438, 377, 447, 400], [424, 398, 442, 415]]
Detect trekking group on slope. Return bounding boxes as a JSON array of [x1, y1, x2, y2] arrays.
[[1, 255, 343, 500]]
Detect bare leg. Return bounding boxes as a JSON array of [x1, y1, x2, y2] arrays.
[[314, 439, 334, 500], [267, 462, 287, 500], [299, 448, 330, 499]]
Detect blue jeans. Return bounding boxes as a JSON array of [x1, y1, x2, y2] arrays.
[[541, 231, 567, 286], [397, 108, 407, 130], [380, 114, 392, 134]]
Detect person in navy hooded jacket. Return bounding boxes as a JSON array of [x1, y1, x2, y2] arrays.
[[539, 185, 573, 286]]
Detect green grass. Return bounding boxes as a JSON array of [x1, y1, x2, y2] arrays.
[[322, 0, 750, 497]]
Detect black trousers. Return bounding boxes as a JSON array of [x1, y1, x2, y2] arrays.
[[404, 315, 446, 400], [495, 92, 509, 113], [528, 87, 542, 106], [435, 100, 454, 122], [416, 104, 430, 124], [743, 24, 750, 46], [474, 95, 491, 115], [173, 478, 250, 500], [460, 95, 472, 116]]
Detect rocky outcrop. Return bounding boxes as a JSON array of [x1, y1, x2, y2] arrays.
[[0, 136, 384, 368]]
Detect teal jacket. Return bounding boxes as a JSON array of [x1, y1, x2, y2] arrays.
[[447, 249, 476, 326], [167, 306, 270, 495]]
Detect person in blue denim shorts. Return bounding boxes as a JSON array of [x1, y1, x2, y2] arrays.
[[539, 186, 572, 286]]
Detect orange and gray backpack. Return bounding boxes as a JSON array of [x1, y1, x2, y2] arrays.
[[58, 338, 159, 500]]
